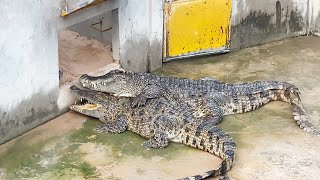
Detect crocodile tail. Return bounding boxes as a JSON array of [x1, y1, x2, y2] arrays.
[[226, 82, 320, 135], [216, 81, 302, 115], [175, 122, 236, 180], [270, 84, 320, 135], [240, 81, 300, 95], [287, 89, 320, 135]]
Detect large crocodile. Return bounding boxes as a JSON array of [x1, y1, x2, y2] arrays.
[[69, 85, 236, 180], [79, 70, 319, 135]]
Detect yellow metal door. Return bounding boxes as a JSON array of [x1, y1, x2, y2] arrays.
[[163, 0, 232, 61]]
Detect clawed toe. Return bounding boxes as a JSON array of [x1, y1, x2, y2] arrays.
[[141, 141, 151, 148], [132, 96, 147, 107], [94, 127, 104, 133]]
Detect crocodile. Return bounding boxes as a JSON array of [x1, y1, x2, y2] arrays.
[[69, 85, 236, 180], [79, 70, 319, 135]]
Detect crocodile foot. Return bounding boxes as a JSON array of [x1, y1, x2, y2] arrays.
[[94, 124, 124, 134], [142, 133, 169, 148], [142, 139, 167, 148], [94, 117, 127, 134], [219, 175, 230, 180], [131, 94, 148, 107]]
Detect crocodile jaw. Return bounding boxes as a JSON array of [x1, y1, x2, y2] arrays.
[[70, 103, 102, 111], [70, 103, 104, 119], [113, 92, 135, 97]]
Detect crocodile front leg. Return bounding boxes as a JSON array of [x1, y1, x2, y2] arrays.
[[94, 116, 128, 133], [131, 84, 167, 107], [142, 132, 169, 148]]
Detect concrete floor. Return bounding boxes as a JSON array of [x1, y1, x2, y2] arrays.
[[0, 36, 319, 180]]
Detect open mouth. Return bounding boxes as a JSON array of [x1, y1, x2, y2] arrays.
[[69, 85, 104, 111], [76, 97, 90, 105], [72, 96, 101, 109]]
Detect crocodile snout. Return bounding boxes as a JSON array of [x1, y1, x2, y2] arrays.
[[79, 74, 90, 87], [69, 85, 82, 92], [80, 74, 89, 80]]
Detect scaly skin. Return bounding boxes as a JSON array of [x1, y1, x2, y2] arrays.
[[79, 70, 319, 135], [69, 85, 236, 180]]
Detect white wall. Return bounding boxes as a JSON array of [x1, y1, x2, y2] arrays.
[[310, 0, 320, 36], [118, 0, 163, 72], [0, 0, 61, 144]]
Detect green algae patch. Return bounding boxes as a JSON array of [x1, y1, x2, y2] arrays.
[[0, 129, 98, 179], [0, 136, 58, 179], [0, 116, 206, 179], [50, 145, 99, 179], [79, 162, 97, 178], [70, 118, 199, 160]]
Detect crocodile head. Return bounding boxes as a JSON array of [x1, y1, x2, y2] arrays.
[[79, 69, 145, 97], [69, 85, 111, 118]]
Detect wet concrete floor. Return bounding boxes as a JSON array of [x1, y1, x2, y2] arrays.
[[0, 36, 319, 179]]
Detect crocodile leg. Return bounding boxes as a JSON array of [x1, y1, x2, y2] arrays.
[[203, 93, 226, 125], [190, 94, 225, 125], [132, 84, 177, 107], [142, 132, 169, 148], [141, 115, 180, 148], [131, 84, 165, 107], [94, 116, 128, 133]]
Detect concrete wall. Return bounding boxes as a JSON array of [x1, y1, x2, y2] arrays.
[[0, 0, 61, 144], [64, 0, 163, 72], [310, 0, 320, 36], [230, 0, 309, 50], [68, 11, 113, 45], [118, 0, 163, 72]]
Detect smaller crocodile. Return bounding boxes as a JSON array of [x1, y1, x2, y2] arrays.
[[69, 85, 236, 180], [79, 70, 319, 135]]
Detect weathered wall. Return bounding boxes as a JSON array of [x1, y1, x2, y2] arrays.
[[67, 11, 113, 45], [65, 0, 163, 72], [310, 0, 320, 36], [230, 0, 309, 50], [0, 0, 61, 144], [118, 0, 163, 72]]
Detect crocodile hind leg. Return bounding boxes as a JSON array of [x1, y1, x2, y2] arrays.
[[94, 116, 128, 133], [142, 115, 180, 148], [191, 93, 226, 125]]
